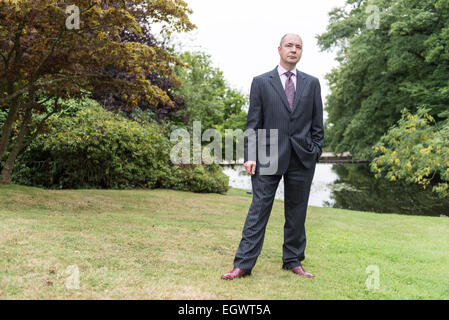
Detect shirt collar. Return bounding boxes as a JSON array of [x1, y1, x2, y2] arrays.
[[278, 64, 297, 77]]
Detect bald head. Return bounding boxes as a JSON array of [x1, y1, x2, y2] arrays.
[[280, 33, 302, 46]]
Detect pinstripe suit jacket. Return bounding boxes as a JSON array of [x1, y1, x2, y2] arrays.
[[244, 66, 324, 175]]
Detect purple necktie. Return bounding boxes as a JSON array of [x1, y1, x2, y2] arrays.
[[284, 71, 295, 110]]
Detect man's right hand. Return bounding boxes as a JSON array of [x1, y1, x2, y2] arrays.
[[244, 161, 257, 175]]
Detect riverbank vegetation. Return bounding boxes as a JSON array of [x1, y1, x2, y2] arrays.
[[318, 0, 449, 198]]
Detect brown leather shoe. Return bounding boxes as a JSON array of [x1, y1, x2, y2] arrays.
[[285, 265, 315, 278], [221, 267, 250, 280]]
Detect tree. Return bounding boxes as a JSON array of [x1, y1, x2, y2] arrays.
[[89, 8, 189, 124], [173, 51, 248, 161], [0, 0, 195, 183], [174, 51, 247, 130], [317, 0, 449, 159]]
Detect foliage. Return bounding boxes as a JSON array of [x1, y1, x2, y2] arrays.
[[0, 0, 195, 108], [174, 51, 248, 132], [173, 51, 247, 161], [371, 107, 449, 198], [317, 0, 449, 159], [0, 109, 6, 123], [89, 9, 189, 124], [0, 0, 195, 182], [159, 163, 229, 194], [13, 101, 228, 193]]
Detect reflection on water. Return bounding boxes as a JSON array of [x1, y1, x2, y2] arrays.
[[222, 163, 449, 216], [222, 163, 338, 207], [328, 164, 449, 216]]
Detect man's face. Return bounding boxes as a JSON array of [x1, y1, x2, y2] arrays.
[[278, 35, 303, 67]]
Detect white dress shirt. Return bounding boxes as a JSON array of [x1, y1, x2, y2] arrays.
[[277, 65, 297, 90]]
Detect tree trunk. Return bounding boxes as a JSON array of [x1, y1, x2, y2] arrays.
[[0, 106, 32, 184], [0, 98, 20, 162]]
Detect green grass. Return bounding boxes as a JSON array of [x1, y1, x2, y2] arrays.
[[0, 184, 448, 299]]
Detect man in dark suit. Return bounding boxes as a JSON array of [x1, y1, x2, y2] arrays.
[[222, 33, 324, 280]]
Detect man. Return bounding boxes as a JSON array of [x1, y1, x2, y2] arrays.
[[221, 33, 324, 280]]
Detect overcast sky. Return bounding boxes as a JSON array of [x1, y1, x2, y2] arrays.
[[163, 0, 348, 117]]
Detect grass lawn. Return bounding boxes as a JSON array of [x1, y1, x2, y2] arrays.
[[0, 184, 448, 299]]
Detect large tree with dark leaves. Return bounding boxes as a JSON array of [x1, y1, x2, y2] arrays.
[[0, 0, 195, 183], [90, 7, 189, 124]]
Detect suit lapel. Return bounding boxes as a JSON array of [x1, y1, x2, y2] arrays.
[[268, 67, 291, 113], [292, 70, 307, 112]]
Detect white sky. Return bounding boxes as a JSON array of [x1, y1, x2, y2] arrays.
[[163, 0, 348, 118]]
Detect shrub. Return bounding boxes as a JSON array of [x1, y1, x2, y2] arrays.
[[13, 101, 228, 193], [160, 163, 229, 194], [372, 107, 449, 198]]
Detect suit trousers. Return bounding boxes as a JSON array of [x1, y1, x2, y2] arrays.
[[233, 151, 315, 273]]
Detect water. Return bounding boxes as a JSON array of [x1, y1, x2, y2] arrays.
[[222, 163, 338, 207], [222, 163, 449, 216]]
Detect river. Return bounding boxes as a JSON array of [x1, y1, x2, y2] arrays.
[[222, 163, 449, 216]]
